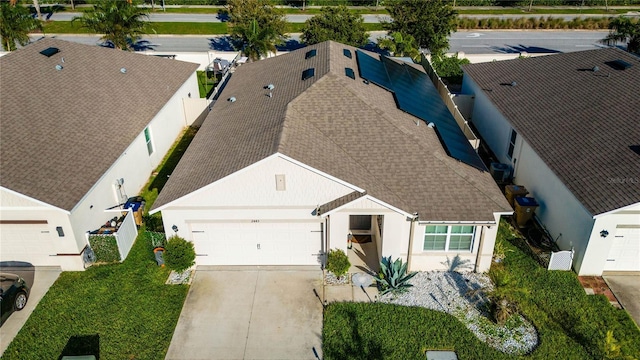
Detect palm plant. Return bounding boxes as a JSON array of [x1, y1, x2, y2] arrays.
[[234, 19, 278, 61], [378, 32, 421, 61], [0, 2, 42, 51], [375, 256, 417, 295], [72, 0, 149, 51], [601, 16, 640, 54]]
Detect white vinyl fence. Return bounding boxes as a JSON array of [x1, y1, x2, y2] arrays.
[[548, 249, 574, 271], [114, 210, 138, 261]]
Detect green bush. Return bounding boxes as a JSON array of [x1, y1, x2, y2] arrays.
[[431, 53, 471, 84], [164, 235, 196, 272], [88, 234, 121, 263], [146, 231, 167, 249], [327, 248, 351, 278]]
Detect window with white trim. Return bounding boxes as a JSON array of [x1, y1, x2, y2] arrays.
[[507, 129, 517, 159], [144, 127, 154, 155], [423, 225, 475, 251]]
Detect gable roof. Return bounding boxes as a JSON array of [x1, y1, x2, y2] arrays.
[[153, 41, 511, 221], [462, 48, 640, 215], [0, 38, 198, 211]]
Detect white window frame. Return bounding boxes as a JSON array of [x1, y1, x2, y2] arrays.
[[144, 127, 154, 155], [423, 225, 475, 252], [507, 129, 517, 159]]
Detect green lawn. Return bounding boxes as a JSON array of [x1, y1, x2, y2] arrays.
[[323, 220, 640, 360], [2, 229, 188, 359]]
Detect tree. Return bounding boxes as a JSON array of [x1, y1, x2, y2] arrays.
[[228, 0, 286, 60], [72, 0, 150, 51], [384, 0, 457, 57], [301, 6, 369, 47], [0, 2, 42, 51], [377, 31, 420, 61], [601, 16, 640, 54]]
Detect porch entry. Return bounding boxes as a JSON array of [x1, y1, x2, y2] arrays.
[[348, 215, 383, 274]]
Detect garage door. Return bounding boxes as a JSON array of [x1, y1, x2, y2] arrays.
[[604, 226, 640, 272], [0, 222, 57, 266], [190, 221, 322, 266]]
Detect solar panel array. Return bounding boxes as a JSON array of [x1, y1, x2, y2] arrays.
[[355, 50, 486, 171]]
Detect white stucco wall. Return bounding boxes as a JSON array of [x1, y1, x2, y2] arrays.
[[158, 155, 356, 241]]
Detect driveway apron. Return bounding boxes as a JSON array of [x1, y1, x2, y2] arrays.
[[604, 275, 640, 327], [166, 267, 323, 360]]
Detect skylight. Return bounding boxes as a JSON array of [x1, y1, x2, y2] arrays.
[[305, 49, 317, 59], [302, 68, 315, 80], [40, 47, 60, 57]]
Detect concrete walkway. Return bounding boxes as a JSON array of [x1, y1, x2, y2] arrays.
[[604, 275, 640, 327], [165, 267, 323, 360], [0, 266, 61, 356]]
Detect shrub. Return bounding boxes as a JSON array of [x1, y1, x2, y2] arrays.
[[326, 248, 350, 278], [431, 53, 471, 84], [164, 235, 196, 272], [375, 256, 417, 295], [146, 231, 167, 249], [88, 235, 121, 263]]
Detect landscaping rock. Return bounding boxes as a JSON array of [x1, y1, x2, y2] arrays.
[[379, 271, 538, 355]]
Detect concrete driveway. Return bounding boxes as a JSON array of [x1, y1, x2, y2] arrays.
[[166, 267, 323, 360], [0, 266, 61, 356], [604, 275, 640, 327]]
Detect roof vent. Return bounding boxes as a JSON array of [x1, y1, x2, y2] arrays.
[[120, 68, 127, 74], [302, 68, 315, 80], [427, 122, 435, 128], [228, 97, 236, 102], [343, 49, 352, 59], [345, 67, 355, 79], [592, 65, 600, 72], [510, 81, 517, 87], [55, 64, 63, 71], [607, 59, 632, 70], [305, 49, 317, 59], [40, 47, 60, 57]]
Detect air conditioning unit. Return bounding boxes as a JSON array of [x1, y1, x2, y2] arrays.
[[490, 162, 511, 183]]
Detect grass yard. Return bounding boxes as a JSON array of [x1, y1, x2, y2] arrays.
[[323, 220, 640, 360], [2, 228, 188, 360]]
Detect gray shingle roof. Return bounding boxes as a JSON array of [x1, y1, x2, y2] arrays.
[[153, 41, 511, 221], [462, 48, 640, 215], [0, 38, 198, 211]]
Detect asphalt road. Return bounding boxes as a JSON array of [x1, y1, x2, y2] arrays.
[[34, 30, 611, 55]]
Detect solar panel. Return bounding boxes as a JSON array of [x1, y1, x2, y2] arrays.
[[305, 49, 317, 59], [40, 47, 60, 57], [356, 50, 486, 171], [345, 68, 355, 79], [343, 49, 352, 59], [302, 68, 315, 80]]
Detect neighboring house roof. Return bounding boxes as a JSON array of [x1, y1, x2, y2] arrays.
[[0, 38, 198, 211], [153, 41, 510, 221], [462, 48, 640, 215]]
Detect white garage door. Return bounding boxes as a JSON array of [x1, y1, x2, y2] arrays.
[[0, 222, 57, 266], [604, 227, 640, 272], [190, 221, 322, 266]]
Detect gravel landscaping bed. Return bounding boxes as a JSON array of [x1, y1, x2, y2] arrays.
[[325, 271, 349, 285], [379, 271, 538, 355]]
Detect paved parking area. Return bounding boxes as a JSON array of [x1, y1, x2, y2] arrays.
[[165, 267, 323, 360], [604, 275, 640, 327], [0, 266, 61, 356]]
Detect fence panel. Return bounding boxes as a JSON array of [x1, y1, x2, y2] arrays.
[[115, 210, 138, 262], [548, 249, 574, 271]]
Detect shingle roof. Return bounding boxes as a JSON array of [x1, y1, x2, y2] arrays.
[[0, 38, 198, 211], [462, 48, 640, 215], [153, 41, 511, 221]]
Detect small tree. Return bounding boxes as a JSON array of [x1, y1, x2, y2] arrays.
[[301, 6, 369, 47], [431, 53, 470, 84], [0, 2, 42, 51], [601, 16, 640, 54], [326, 248, 350, 278], [378, 32, 420, 61], [72, 0, 150, 51], [384, 0, 458, 57], [164, 235, 196, 273], [228, 0, 287, 60]]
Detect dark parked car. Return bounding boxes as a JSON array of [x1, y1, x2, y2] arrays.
[[0, 272, 30, 326]]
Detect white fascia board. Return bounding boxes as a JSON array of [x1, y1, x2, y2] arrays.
[[592, 201, 640, 219], [0, 187, 71, 214], [418, 219, 498, 225], [277, 153, 365, 193], [150, 154, 280, 214], [321, 194, 412, 218]]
